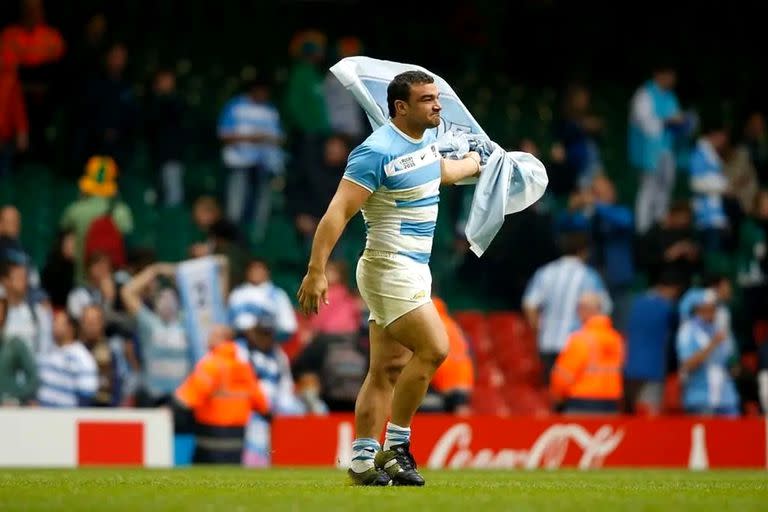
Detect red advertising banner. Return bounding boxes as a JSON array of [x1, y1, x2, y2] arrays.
[[271, 415, 768, 469]]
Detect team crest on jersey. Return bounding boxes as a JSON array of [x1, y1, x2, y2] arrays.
[[384, 144, 439, 177]]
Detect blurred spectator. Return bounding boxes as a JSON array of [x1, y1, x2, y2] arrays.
[[74, 42, 138, 168], [0, 205, 40, 294], [723, 127, 759, 217], [560, 176, 635, 330], [323, 36, 366, 143], [66, 251, 115, 320], [217, 76, 284, 242], [36, 310, 97, 407], [228, 258, 297, 342], [550, 292, 624, 414], [1, 212, 45, 305], [79, 304, 120, 407], [636, 200, 701, 288], [60, 155, 133, 284], [523, 231, 611, 380], [307, 260, 361, 336], [121, 262, 191, 407], [737, 190, 768, 348], [0, 44, 28, 178], [689, 119, 731, 251], [68, 13, 108, 83], [293, 134, 351, 250], [426, 297, 474, 414], [190, 195, 242, 253], [742, 111, 768, 186], [292, 331, 367, 413], [629, 63, 691, 233], [174, 324, 269, 464], [552, 82, 603, 192], [623, 271, 683, 414], [146, 68, 186, 206], [0, 205, 25, 270], [680, 274, 736, 345], [0, 258, 52, 355], [189, 196, 247, 286], [676, 288, 740, 416], [40, 230, 75, 310], [284, 30, 330, 138], [234, 311, 306, 414], [0, 0, 64, 160], [0, 296, 38, 405], [284, 30, 331, 237]]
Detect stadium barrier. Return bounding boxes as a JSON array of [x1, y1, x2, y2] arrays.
[[0, 408, 173, 467], [271, 415, 768, 470]]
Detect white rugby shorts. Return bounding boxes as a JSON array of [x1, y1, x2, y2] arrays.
[[356, 249, 432, 327]]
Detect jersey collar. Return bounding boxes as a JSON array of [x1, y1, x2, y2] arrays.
[[389, 120, 425, 144]]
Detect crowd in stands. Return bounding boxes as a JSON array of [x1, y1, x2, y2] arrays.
[[1, 0, 768, 431]]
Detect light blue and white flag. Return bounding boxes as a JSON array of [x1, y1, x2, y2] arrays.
[[176, 256, 227, 362], [330, 56, 485, 138], [329, 56, 548, 257]]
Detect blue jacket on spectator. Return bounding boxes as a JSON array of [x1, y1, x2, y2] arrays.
[[624, 290, 676, 381]]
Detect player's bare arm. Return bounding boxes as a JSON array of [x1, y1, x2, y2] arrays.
[[441, 151, 481, 185], [297, 179, 371, 315]]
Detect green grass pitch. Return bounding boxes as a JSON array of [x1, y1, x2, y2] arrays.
[[1, 468, 766, 511]]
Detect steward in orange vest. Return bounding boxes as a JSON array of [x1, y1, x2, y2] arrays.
[[550, 292, 624, 414], [176, 325, 270, 463]]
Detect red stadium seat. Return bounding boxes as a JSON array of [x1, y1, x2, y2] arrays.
[[754, 320, 768, 346], [741, 352, 759, 374]]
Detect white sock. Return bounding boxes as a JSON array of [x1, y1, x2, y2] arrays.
[[350, 437, 379, 473], [383, 422, 411, 451]]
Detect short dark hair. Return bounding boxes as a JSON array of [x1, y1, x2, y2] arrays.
[[387, 70, 434, 118], [655, 269, 686, 288], [702, 272, 729, 288], [559, 231, 590, 256], [246, 257, 269, 271], [669, 199, 692, 216], [0, 259, 22, 279]]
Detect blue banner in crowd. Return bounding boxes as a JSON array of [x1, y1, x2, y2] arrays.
[[176, 256, 227, 362]]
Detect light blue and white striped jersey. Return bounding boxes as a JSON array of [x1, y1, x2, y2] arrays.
[[218, 94, 284, 171], [236, 341, 305, 415], [523, 256, 612, 354], [676, 318, 739, 411], [689, 138, 728, 229], [37, 341, 98, 407], [228, 281, 298, 341], [136, 307, 191, 397], [343, 122, 440, 264]]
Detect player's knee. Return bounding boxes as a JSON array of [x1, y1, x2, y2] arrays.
[[384, 361, 406, 386], [368, 362, 404, 389], [417, 340, 449, 370]]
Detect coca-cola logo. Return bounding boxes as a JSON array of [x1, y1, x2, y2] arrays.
[[426, 422, 625, 469]]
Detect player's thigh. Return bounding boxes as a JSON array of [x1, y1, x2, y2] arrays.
[[386, 302, 449, 364], [368, 320, 412, 385]]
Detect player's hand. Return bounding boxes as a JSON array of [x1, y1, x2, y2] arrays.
[[297, 268, 329, 315]]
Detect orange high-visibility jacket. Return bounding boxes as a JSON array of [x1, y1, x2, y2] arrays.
[[175, 341, 269, 427], [550, 315, 624, 401], [431, 297, 474, 393]]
